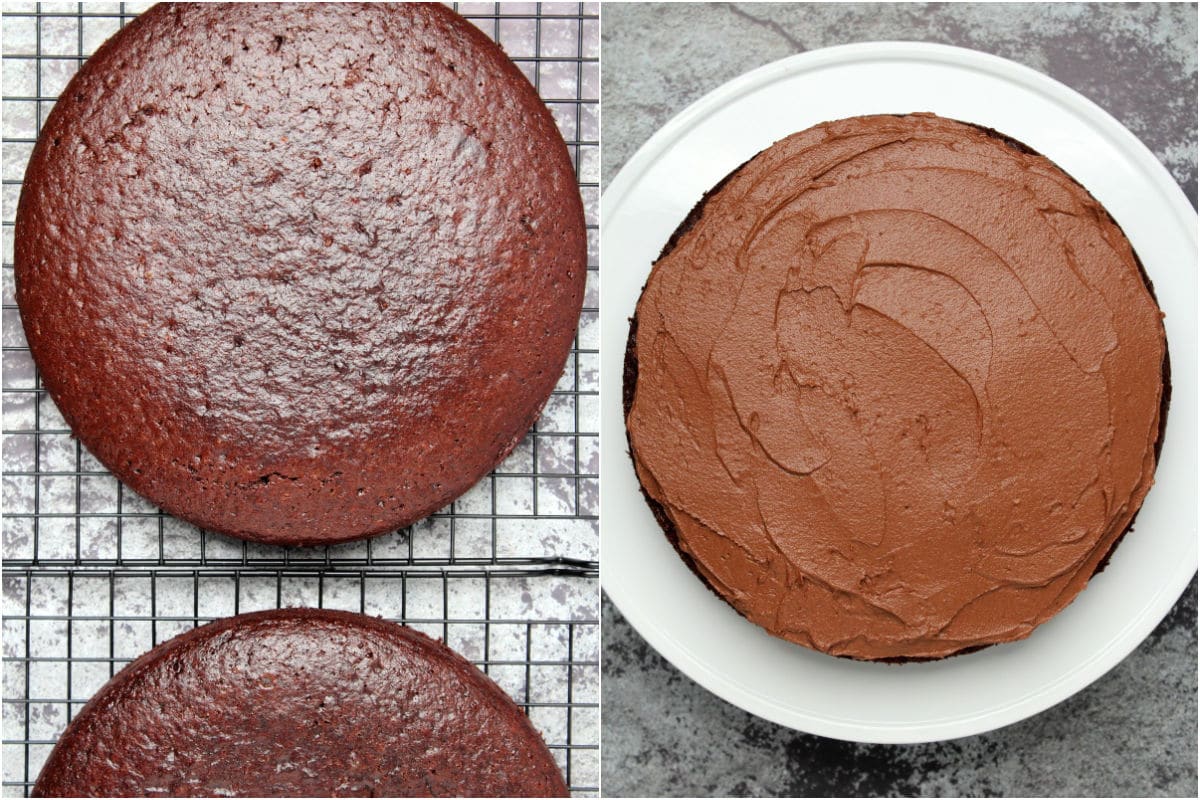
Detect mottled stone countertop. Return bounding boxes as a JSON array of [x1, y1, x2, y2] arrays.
[[600, 3, 1197, 796]]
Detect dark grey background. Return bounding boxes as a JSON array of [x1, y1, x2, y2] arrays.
[[600, 3, 1198, 796]]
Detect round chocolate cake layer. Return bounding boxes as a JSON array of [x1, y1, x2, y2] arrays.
[[32, 608, 568, 798], [15, 3, 586, 545], [625, 114, 1167, 661]]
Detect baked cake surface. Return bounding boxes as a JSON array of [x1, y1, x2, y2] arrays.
[[15, 2, 586, 545], [32, 608, 568, 797], [625, 114, 1167, 661]]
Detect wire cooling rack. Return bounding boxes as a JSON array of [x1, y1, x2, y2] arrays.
[[3, 567, 600, 795], [1, 2, 600, 796]]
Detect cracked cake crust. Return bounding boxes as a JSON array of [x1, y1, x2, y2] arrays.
[[14, 2, 586, 545], [32, 609, 568, 797]]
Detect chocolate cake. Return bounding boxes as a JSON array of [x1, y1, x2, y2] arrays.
[[14, 3, 586, 545], [32, 609, 568, 797], [625, 114, 1168, 661]]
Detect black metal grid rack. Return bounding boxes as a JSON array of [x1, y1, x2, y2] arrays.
[[3, 567, 600, 796], [1, 3, 600, 796]]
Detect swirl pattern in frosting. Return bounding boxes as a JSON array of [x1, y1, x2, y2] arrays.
[[625, 114, 1166, 661]]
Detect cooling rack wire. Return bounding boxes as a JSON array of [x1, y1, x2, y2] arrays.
[[0, 3, 601, 796]]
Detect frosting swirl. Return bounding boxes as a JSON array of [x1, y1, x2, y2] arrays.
[[626, 114, 1166, 660]]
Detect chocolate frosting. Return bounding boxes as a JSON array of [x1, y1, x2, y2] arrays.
[[626, 114, 1166, 660]]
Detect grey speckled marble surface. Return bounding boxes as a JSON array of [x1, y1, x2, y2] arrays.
[[601, 3, 1198, 797]]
